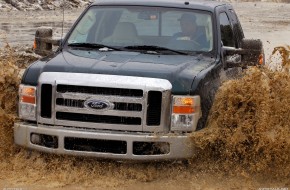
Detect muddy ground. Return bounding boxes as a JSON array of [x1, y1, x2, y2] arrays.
[[0, 0, 92, 11], [0, 1, 290, 190]]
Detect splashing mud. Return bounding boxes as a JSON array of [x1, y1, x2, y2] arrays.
[[0, 46, 289, 189], [190, 67, 290, 176], [0, 45, 20, 159], [190, 46, 290, 187], [268, 45, 290, 72]]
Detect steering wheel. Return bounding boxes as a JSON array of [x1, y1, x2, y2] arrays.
[[187, 39, 201, 50], [168, 37, 201, 51]]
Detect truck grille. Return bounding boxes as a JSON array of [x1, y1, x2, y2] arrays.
[[56, 112, 142, 125], [55, 98, 142, 111], [147, 91, 162, 126], [40, 84, 52, 118], [57, 84, 143, 97], [38, 73, 172, 132]]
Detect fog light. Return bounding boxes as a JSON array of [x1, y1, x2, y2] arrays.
[[31, 133, 41, 144]]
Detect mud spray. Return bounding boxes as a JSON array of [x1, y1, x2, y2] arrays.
[[0, 45, 289, 189]]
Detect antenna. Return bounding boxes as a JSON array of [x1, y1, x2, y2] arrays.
[[61, 0, 65, 43]]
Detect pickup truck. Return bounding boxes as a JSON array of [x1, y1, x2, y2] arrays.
[[14, 0, 263, 161]]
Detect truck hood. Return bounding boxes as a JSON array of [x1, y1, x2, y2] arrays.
[[23, 49, 215, 94]]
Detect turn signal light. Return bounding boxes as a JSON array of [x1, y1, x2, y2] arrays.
[[181, 97, 194, 106], [21, 86, 36, 96], [33, 39, 37, 50], [19, 85, 36, 104], [172, 97, 196, 114], [259, 54, 264, 65], [173, 106, 195, 114], [21, 95, 36, 104]]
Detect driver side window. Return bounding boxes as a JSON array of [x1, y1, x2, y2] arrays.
[[219, 12, 235, 47]]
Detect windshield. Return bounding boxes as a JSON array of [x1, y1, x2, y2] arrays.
[[67, 6, 214, 53]]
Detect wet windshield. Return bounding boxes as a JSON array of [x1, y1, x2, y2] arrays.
[[67, 6, 214, 53]]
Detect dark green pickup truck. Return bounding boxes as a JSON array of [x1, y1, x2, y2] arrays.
[[14, 0, 263, 160]]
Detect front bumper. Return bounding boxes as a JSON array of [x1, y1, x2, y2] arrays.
[[14, 122, 195, 161]]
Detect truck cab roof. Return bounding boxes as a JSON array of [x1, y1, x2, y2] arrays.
[[91, 0, 231, 12]]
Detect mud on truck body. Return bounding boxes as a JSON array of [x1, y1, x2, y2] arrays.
[[14, 0, 263, 161]]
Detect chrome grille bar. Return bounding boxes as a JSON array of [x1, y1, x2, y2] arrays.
[[55, 93, 144, 104], [55, 105, 143, 118]]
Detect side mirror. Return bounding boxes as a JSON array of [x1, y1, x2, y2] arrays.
[[223, 39, 263, 69], [34, 27, 61, 56]]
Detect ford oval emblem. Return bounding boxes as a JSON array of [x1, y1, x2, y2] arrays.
[[84, 100, 114, 111]]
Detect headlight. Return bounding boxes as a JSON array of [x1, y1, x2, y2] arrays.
[[171, 95, 201, 132], [19, 85, 37, 121]]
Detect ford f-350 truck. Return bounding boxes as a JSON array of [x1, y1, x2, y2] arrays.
[[14, 0, 263, 160]]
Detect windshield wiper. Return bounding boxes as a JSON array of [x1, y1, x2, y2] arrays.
[[124, 45, 189, 55], [68, 43, 121, 51]]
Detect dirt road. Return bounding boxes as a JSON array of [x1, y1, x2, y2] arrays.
[[0, 2, 289, 190], [0, 9, 83, 47], [234, 2, 290, 59]]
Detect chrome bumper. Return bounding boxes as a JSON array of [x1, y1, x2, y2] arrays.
[[14, 122, 195, 161]]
